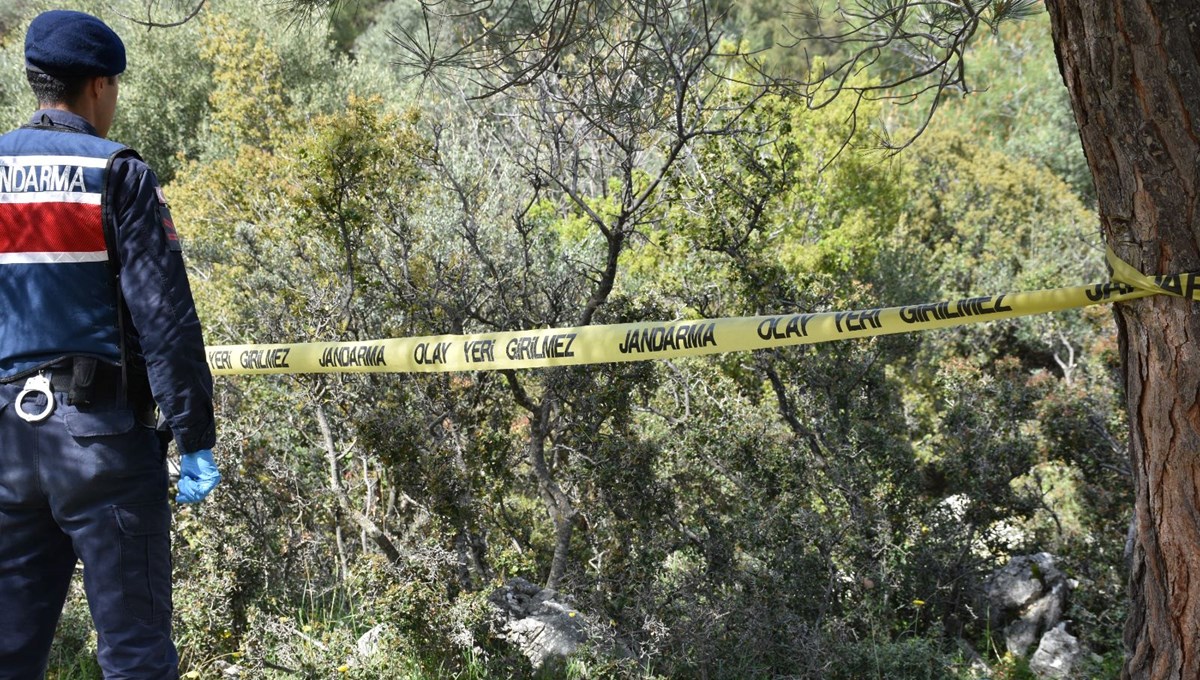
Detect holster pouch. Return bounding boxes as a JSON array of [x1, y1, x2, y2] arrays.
[[68, 357, 98, 406]]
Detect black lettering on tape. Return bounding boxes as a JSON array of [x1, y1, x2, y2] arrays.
[[619, 323, 717, 354], [835, 309, 882, 333], [505, 333, 578, 361], [321, 344, 388, 368], [208, 350, 233, 371], [240, 348, 291, 370], [757, 315, 812, 341], [464, 339, 496, 363], [1086, 282, 1136, 302], [901, 295, 1014, 325]]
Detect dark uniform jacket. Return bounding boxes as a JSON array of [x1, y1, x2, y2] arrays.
[[0, 109, 215, 453]]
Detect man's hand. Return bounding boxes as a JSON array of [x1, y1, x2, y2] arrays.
[[177, 449, 221, 504]]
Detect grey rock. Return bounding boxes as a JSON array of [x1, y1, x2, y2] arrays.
[[985, 553, 1071, 657], [356, 623, 387, 659], [1005, 580, 1068, 656], [1030, 623, 1083, 678], [986, 553, 1064, 610], [1005, 617, 1042, 659], [211, 660, 244, 677], [489, 578, 587, 669]]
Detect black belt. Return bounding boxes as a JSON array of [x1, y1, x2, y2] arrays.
[[3, 359, 124, 404], [1, 371, 78, 391], [4, 359, 158, 429]]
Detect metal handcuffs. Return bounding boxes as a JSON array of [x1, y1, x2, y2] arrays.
[[15, 373, 54, 423]]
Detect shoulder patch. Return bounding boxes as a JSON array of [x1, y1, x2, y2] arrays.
[[152, 185, 181, 251]]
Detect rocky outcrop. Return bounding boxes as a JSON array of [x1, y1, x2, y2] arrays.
[[985, 553, 1071, 657], [984, 553, 1086, 678], [488, 577, 588, 669]]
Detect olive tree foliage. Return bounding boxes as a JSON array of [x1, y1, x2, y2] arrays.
[[318, 0, 1053, 599], [153, 0, 1127, 675], [0, 0, 401, 182], [0, 1, 35, 34], [169, 79, 532, 673], [328, 0, 790, 595], [777, 0, 1044, 150], [644, 73, 1127, 662], [903, 11, 1093, 201], [153, 2, 923, 673], [385, 2, 1128, 672]]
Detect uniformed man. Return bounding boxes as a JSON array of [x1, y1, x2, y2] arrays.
[[0, 10, 220, 678]]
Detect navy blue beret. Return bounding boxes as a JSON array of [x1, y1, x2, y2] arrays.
[[25, 10, 126, 78]]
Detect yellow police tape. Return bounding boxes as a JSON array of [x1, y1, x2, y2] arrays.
[[205, 249, 1200, 376]]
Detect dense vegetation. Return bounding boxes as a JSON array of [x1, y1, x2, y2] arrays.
[[0, 1, 1131, 677]]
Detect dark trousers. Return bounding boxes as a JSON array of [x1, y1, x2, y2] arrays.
[[0, 382, 177, 679]]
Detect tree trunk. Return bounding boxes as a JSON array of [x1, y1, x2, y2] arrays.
[[528, 397, 577, 590], [1045, 2, 1200, 678]]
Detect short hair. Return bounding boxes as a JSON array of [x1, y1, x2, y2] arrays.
[[26, 69, 114, 107]]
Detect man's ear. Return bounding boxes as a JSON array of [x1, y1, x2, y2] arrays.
[[76, 75, 99, 104], [90, 75, 108, 99]]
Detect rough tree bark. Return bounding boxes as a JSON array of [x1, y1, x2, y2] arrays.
[[1045, 2, 1200, 678]]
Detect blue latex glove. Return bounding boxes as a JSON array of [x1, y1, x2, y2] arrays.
[[177, 449, 221, 504]]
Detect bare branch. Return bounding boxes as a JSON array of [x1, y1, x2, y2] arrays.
[[776, 0, 1040, 153], [111, 0, 206, 28]]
